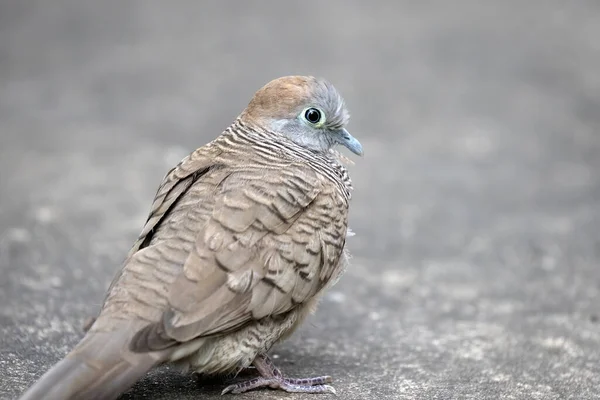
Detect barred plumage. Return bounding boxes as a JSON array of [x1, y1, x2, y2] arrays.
[[225, 117, 354, 201], [19, 75, 361, 400]]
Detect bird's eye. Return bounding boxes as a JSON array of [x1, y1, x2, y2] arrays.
[[303, 107, 324, 125]]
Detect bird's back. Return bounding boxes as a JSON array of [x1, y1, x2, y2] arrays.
[[19, 75, 361, 400], [94, 119, 352, 332]]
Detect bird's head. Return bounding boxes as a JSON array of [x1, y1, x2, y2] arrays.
[[241, 76, 363, 156]]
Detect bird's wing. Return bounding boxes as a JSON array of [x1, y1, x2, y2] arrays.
[[130, 163, 348, 351], [132, 145, 224, 255], [103, 145, 222, 299]]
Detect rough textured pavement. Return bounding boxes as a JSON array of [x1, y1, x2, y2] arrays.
[[1, 1, 600, 399]]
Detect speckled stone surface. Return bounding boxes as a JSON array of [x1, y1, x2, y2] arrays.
[[1, 1, 600, 399]]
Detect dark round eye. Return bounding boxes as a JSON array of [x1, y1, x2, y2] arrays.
[[304, 108, 322, 124]]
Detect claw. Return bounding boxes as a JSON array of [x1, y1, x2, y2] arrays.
[[220, 353, 336, 395], [222, 379, 337, 395], [324, 385, 337, 395]]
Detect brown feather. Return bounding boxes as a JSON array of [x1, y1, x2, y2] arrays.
[[20, 76, 357, 398]]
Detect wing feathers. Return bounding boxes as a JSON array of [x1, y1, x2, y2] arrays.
[[130, 162, 347, 353]]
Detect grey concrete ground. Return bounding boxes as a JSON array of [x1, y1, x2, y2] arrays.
[[1, 1, 600, 399]]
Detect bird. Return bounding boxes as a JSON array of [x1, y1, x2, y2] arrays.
[[19, 75, 363, 399]]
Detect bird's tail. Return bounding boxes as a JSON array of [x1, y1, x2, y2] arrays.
[[19, 326, 162, 400]]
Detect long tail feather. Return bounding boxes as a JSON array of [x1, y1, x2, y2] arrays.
[[19, 327, 161, 400]]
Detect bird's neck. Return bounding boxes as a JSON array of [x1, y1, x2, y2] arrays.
[[222, 118, 354, 202]]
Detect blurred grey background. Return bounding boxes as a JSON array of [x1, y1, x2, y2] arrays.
[[1, 1, 600, 399]]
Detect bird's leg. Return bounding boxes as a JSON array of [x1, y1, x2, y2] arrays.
[[221, 353, 336, 395]]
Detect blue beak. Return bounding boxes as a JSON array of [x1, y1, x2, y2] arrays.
[[338, 128, 364, 156]]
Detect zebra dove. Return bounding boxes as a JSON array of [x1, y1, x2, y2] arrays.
[[19, 75, 363, 399]]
